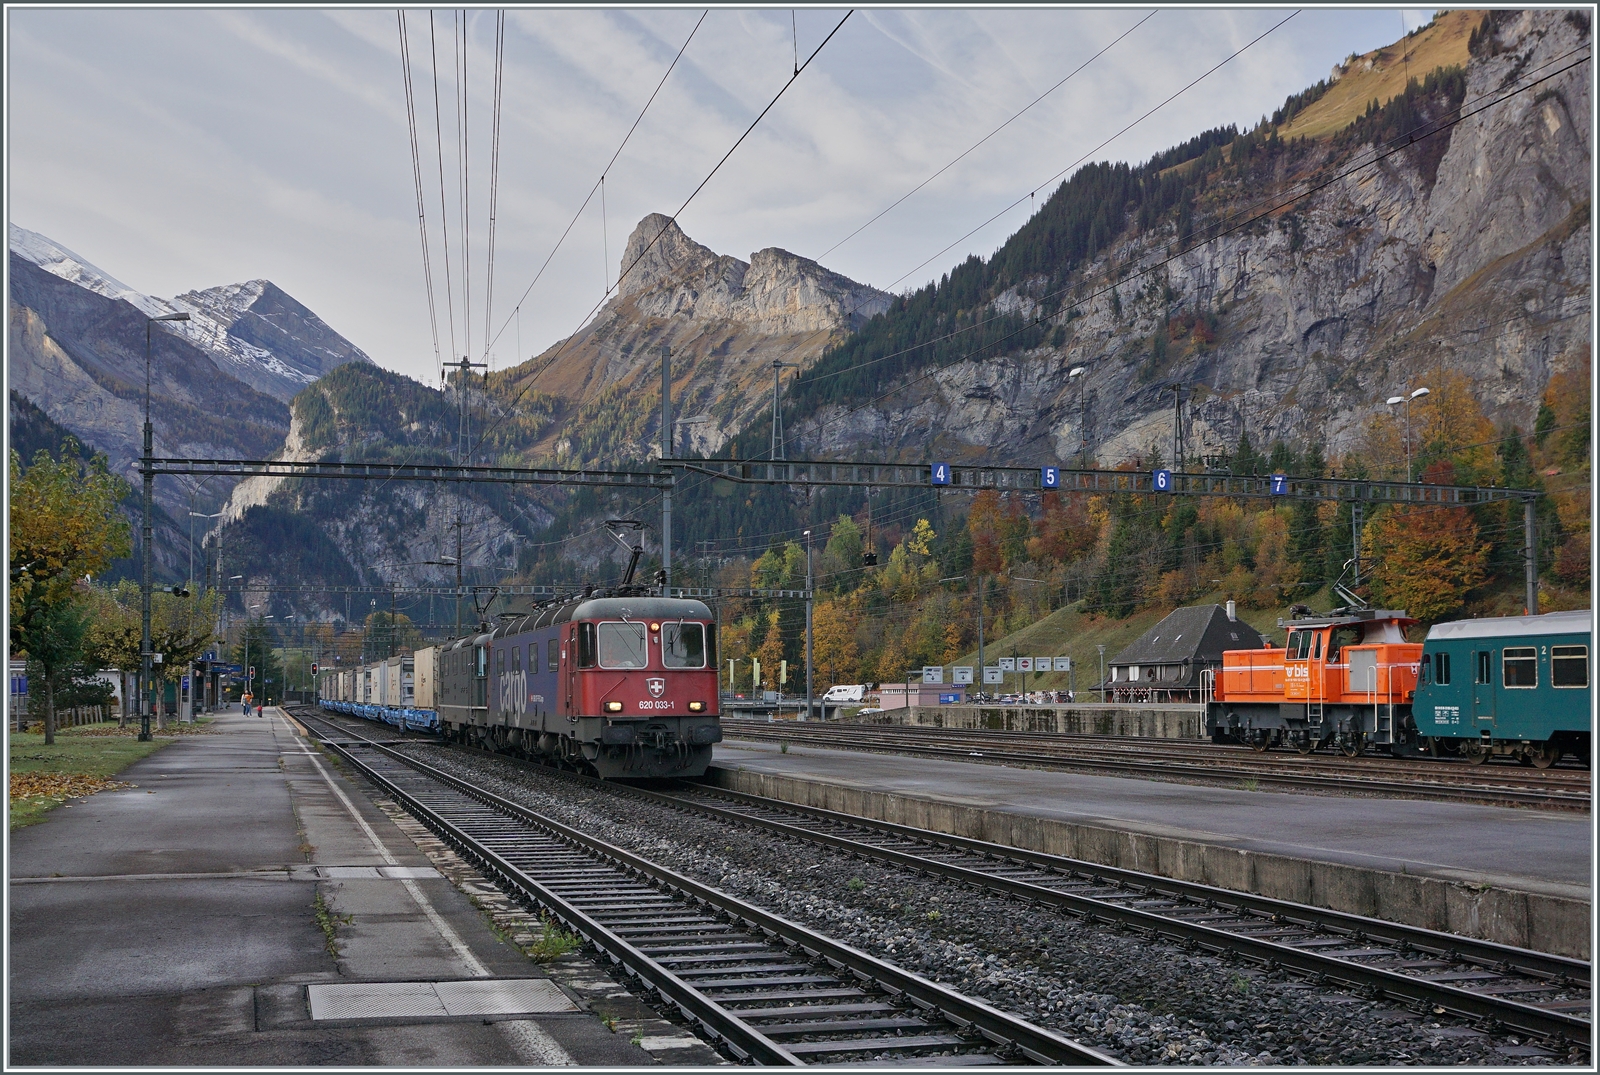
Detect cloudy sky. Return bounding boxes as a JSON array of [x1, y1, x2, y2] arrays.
[[9, 6, 1434, 386]]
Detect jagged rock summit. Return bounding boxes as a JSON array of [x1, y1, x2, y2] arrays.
[[616, 213, 890, 334], [504, 215, 891, 462]]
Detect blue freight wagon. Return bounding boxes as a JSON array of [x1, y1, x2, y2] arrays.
[[1413, 609, 1591, 768]]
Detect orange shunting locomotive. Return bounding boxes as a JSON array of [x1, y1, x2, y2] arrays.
[[1205, 609, 1424, 756]]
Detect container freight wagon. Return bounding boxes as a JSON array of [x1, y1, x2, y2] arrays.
[[1206, 609, 1424, 756], [318, 654, 437, 733], [1413, 610, 1591, 768]]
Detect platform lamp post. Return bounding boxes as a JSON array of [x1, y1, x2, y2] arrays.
[[139, 311, 191, 742], [1385, 386, 1430, 481], [1097, 644, 1106, 704]]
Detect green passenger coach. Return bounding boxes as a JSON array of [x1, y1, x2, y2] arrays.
[[1413, 609, 1591, 768]]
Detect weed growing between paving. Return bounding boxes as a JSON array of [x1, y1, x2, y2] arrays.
[[8, 726, 170, 829], [526, 917, 580, 962], [313, 890, 350, 958]]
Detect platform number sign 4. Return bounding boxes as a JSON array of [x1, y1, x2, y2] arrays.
[[930, 462, 951, 486], [1152, 469, 1172, 492], [1041, 466, 1059, 489], [1270, 474, 1288, 495]]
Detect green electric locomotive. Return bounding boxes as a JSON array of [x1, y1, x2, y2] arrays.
[[1413, 609, 1591, 767]]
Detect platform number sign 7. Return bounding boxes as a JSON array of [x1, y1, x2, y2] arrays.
[[1270, 474, 1288, 495], [931, 462, 951, 485]]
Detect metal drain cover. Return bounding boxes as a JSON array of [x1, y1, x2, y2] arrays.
[[307, 979, 576, 1020]]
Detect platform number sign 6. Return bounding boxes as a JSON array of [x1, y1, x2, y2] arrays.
[[1270, 474, 1288, 495], [1152, 469, 1172, 492], [931, 462, 951, 486], [1041, 466, 1059, 489]]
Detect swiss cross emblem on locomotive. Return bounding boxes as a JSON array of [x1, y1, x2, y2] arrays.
[[646, 677, 666, 699]]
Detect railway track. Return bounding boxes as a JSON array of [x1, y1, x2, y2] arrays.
[[290, 708, 1116, 1066], [721, 720, 1591, 811]]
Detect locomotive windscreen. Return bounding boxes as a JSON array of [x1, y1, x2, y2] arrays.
[[597, 622, 649, 668], [662, 623, 707, 667]]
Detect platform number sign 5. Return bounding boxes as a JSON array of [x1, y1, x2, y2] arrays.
[[1270, 474, 1288, 495], [1152, 469, 1172, 492], [931, 462, 951, 485], [1041, 466, 1059, 489]]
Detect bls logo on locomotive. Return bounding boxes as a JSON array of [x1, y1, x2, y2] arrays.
[[646, 677, 666, 699]]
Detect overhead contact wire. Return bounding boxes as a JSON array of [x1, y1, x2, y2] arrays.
[[473, 9, 854, 456], [485, 10, 709, 358]]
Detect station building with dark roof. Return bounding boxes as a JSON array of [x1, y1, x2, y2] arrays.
[[1104, 603, 1265, 702]]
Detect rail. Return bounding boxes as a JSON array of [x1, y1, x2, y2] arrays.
[[294, 707, 1118, 1066]]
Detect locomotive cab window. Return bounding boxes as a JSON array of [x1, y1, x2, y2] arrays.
[[476, 646, 487, 678], [1287, 631, 1313, 660], [1503, 647, 1537, 688], [496, 650, 505, 676], [1552, 645, 1588, 688], [511, 647, 521, 674], [577, 624, 597, 668], [547, 639, 559, 673], [662, 623, 707, 668], [1312, 633, 1323, 660], [1432, 651, 1450, 686], [1328, 626, 1359, 662], [597, 622, 648, 669]]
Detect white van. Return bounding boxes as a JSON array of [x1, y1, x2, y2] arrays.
[[822, 684, 865, 704]]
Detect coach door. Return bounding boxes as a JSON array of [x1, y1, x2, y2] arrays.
[[1471, 648, 1496, 726]]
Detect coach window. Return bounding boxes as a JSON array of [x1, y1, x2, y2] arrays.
[[577, 624, 598, 668], [1476, 651, 1491, 684], [662, 623, 706, 668], [1503, 646, 1537, 688], [1433, 651, 1450, 685], [1552, 645, 1588, 688], [598, 622, 649, 668]]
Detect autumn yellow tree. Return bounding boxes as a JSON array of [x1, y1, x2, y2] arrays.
[[1364, 505, 1489, 622], [811, 600, 859, 686], [9, 443, 130, 743], [754, 611, 786, 691]]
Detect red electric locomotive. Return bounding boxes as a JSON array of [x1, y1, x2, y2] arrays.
[[435, 594, 722, 778]]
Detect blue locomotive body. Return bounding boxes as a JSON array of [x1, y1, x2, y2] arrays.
[[1412, 609, 1591, 767]]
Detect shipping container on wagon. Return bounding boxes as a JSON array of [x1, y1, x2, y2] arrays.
[[413, 647, 437, 711]]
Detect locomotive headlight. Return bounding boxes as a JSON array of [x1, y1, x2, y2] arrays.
[[605, 700, 624, 712], [688, 701, 704, 712], [650, 622, 660, 632]]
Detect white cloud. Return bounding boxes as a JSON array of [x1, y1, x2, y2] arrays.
[[9, 7, 1431, 385]]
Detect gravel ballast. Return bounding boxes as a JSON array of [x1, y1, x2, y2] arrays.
[[393, 743, 1575, 1066]]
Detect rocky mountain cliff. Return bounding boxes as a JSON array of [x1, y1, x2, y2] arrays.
[[502, 214, 891, 462], [8, 225, 374, 576], [775, 9, 1588, 473]]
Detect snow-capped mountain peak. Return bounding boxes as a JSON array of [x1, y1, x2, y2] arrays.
[[8, 223, 167, 318], [9, 223, 371, 401]]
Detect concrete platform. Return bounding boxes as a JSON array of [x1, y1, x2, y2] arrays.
[[890, 702, 1203, 738], [7, 710, 673, 1066], [709, 739, 1593, 959]]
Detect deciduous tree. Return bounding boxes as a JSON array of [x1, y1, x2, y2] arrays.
[[1364, 505, 1489, 623]]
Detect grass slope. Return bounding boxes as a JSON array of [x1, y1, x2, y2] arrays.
[[952, 591, 1293, 693], [1278, 10, 1478, 141]]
